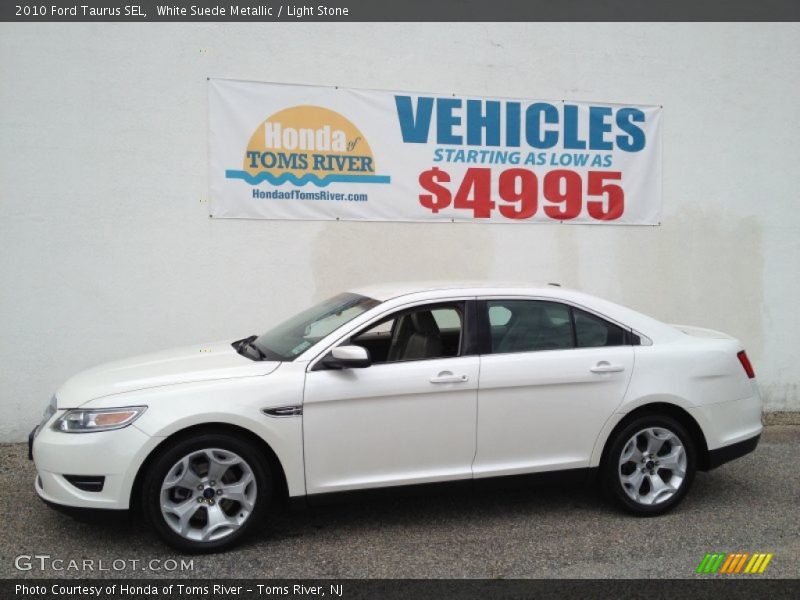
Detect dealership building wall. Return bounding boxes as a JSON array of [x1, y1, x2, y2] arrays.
[[1, 23, 798, 442]]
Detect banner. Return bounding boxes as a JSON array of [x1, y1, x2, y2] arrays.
[[209, 79, 662, 224]]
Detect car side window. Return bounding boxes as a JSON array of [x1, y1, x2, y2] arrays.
[[487, 300, 573, 354], [351, 303, 464, 364], [573, 308, 626, 347]]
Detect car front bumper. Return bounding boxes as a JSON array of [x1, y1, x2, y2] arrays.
[[31, 420, 160, 510]]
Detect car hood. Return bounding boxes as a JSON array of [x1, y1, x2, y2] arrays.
[[55, 341, 280, 407]]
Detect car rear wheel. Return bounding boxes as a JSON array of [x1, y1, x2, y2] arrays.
[[603, 414, 696, 516], [142, 433, 270, 552]]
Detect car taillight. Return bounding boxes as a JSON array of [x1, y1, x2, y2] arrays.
[[737, 350, 755, 379]]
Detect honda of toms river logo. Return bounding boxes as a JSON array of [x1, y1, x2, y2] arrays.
[[696, 552, 774, 574], [225, 105, 391, 188]]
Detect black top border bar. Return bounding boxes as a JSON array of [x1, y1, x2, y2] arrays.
[[3, 0, 800, 22]]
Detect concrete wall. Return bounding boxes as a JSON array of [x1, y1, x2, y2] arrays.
[[1, 23, 798, 441]]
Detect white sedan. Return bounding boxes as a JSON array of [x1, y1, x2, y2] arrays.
[[31, 283, 762, 552]]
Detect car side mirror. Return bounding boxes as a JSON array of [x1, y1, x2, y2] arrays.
[[323, 345, 372, 369]]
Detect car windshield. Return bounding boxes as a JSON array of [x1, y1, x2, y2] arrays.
[[253, 293, 380, 361]]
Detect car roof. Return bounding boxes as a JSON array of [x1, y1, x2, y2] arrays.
[[349, 281, 566, 302]]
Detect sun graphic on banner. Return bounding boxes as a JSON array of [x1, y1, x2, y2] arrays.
[[226, 105, 390, 187]]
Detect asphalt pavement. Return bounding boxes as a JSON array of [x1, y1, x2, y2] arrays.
[[1, 424, 798, 579]]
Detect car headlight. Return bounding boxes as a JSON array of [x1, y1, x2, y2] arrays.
[[52, 406, 147, 433]]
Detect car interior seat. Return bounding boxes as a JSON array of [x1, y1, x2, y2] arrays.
[[496, 306, 545, 353], [387, 311, 443, 361]]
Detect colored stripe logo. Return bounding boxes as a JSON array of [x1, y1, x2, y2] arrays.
[[696, 552, 773, 574]]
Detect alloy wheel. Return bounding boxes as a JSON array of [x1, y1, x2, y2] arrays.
[[159, 448, 257, 542], [618, 427, 687, 506]]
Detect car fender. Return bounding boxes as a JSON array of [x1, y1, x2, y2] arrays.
[[588, 393, 697, 468], [80, 366, 307, 501]]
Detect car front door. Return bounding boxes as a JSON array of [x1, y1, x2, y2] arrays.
[[473, 298, 634, 478], [302, 300, 479, 495]]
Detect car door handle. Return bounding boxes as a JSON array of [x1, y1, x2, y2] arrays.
[[430, 372, 469, 384], [590, 362, 625, 373]]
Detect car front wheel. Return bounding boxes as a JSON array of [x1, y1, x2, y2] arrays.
[[603, 415, 696, 516], [142, 432, 270, 552]]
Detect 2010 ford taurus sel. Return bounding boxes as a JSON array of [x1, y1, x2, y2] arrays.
[[31, 283, 762, 552]]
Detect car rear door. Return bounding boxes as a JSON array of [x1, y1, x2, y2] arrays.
[[473, 298, 634, 478]]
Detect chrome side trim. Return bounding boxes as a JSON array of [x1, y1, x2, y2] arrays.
[[262, 406, 303, 418]]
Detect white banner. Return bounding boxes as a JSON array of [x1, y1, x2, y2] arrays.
[[209, 79, 662, 224]]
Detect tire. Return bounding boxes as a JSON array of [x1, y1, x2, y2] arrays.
[[602, 414, 696, 516], [142, 432, 271, 553]]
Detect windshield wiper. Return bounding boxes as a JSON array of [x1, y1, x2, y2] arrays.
[[232, 335, 267, 361]]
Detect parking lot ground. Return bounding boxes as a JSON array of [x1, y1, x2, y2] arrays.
[[1, 424, 798, 579]]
